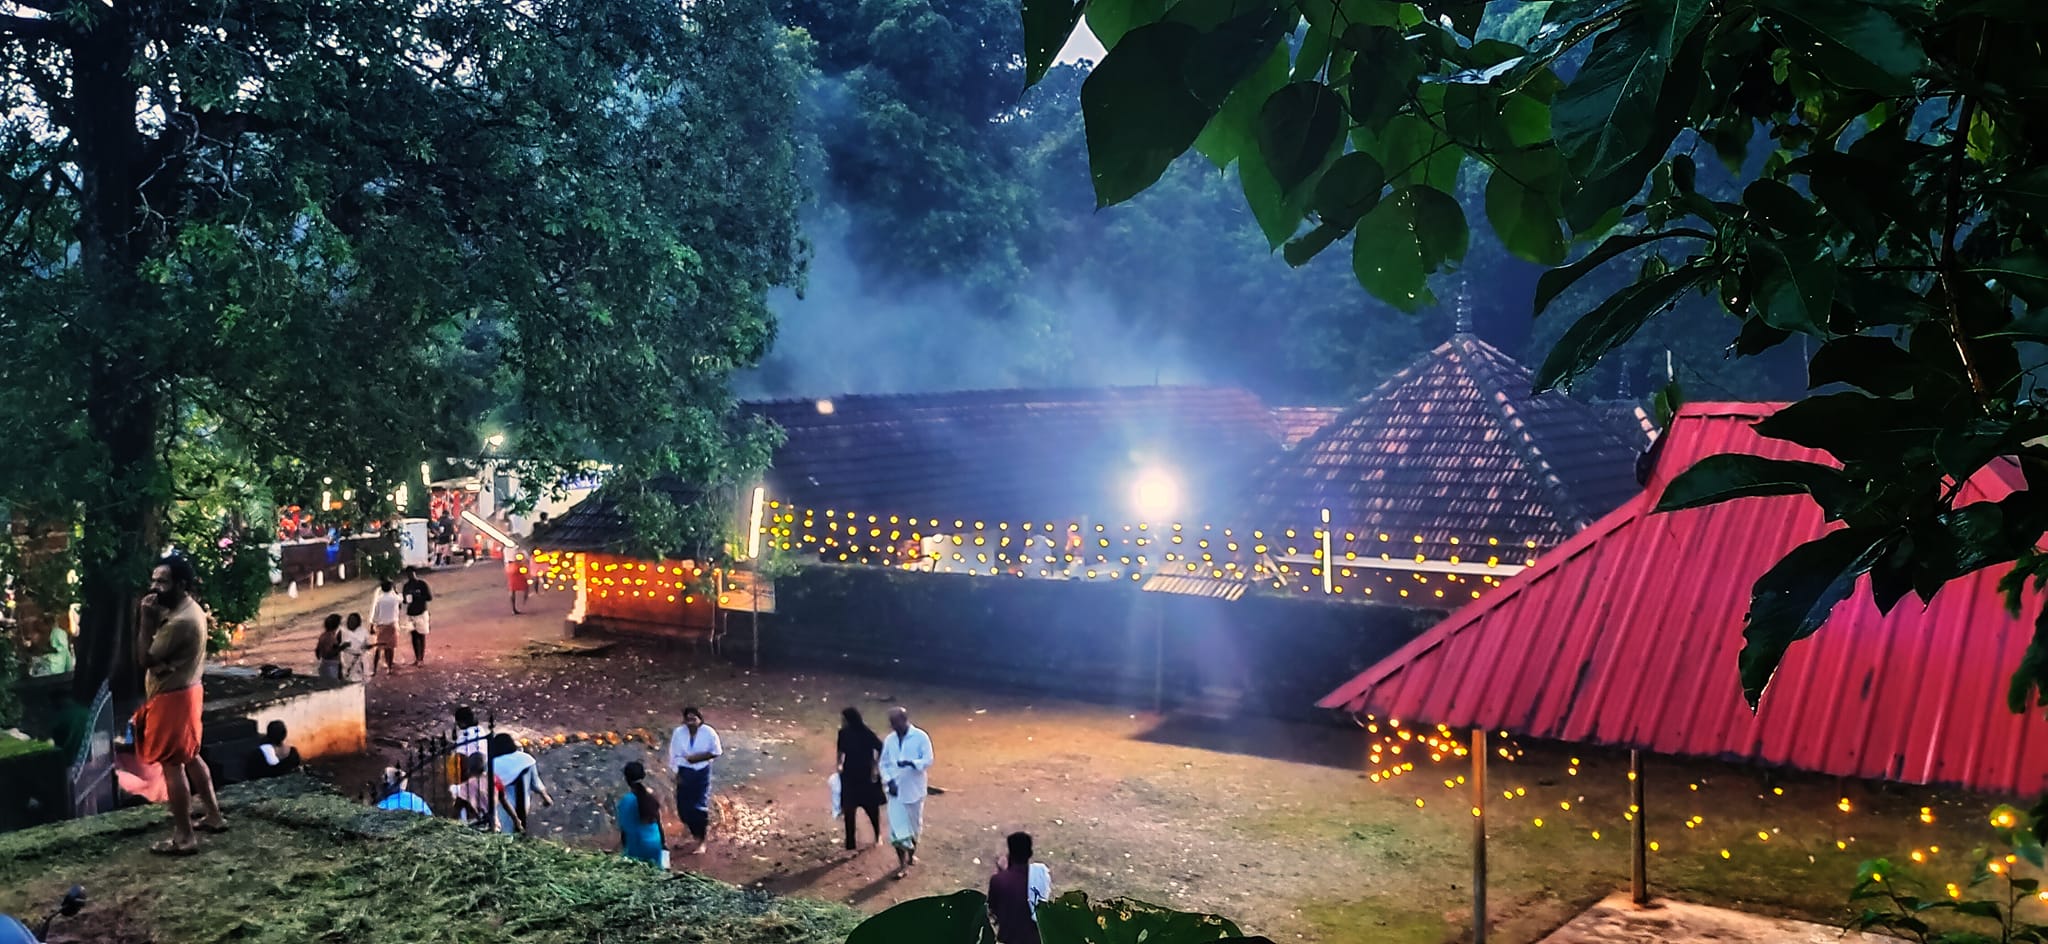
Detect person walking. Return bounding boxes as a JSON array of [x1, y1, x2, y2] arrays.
[[340, 612, 369, 680], [667, 706, 721, 855], [988, 832, 1053, 944], [401, 567, 433, 663], [836, 707, 884, 850], [314, 614, 344, 680], [368, 579, 401, 675], [615, 761, 667, 867], [880, 706, 934, 879], [489, 732, 553, 833], [134, 555, 227, 855], [505, 553, 529, 614]]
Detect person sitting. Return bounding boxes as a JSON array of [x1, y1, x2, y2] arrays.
[[374, 768, 432, 815], [249, 721, 301, 779], [449, 752, 491, 827], [988, 832, 1052, 944]]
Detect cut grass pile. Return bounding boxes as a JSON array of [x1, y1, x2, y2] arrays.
[[0, 775, 861, 944]]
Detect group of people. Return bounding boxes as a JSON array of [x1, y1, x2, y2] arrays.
[[373, 706, 557, 832], [313, 567, 434, 679]]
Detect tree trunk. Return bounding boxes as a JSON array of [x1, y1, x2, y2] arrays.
[[67, 9, 164, 710]]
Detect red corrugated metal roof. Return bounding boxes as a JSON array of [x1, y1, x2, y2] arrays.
[[1319, 402, 2048, 795]]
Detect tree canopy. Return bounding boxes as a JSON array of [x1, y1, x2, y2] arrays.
[[1022, 0, 2048, 724], [0, 0, 804, 699]]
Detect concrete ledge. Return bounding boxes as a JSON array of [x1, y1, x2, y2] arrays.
[[201, 669, 366, 761]]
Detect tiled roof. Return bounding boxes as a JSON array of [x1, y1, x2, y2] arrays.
[[1242, 335, 1645, 566], [1272, 407, 1345, 447], [1320, 403, 2048, 794], [531, 477, 700, 554], [747, 386, 1281, 524]]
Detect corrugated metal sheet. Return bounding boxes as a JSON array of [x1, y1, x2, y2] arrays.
[[1319, 402, 2048, 795], [1243, 335, 1645, 568], [1142, 574, 1248, 601]]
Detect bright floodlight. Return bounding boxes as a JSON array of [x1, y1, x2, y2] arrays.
[[1129, 466, 1182, 521], [485, 433, 506, 448]]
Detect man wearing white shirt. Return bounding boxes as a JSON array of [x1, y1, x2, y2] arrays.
[[880, 706, 934, 879], [667, 706, 721, 854]]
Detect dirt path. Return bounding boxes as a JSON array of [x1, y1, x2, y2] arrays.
[[221, 567, 2009, 943]]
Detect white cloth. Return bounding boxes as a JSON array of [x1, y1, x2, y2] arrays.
[[1028, 863, 1052, 910], [887, 797, 924, 849], [340, 626, 370, 653], [667, 723, 721, 772], [258, 743, 280, 766], [880, 725, 934, 803], [370, 590, 402, 626], [454, 725, 489, 756], [828, 773, 842, 821], [403, 611, 430, 635]]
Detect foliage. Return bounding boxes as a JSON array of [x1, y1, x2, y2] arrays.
[[0, 776, 862, 943], [1025, 0, 2048, 715], [355, 536, 405, 584], [1, 0, 805, 701], [846, 889, 1272, 943], [1849, 805, 2048, 944]]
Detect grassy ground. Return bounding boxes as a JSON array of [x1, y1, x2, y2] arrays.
[[207, 568, 2021, 943], [0, 775, 860, 944]]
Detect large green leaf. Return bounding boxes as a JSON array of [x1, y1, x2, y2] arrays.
[[1485, 146, 1568, 265], [1312, 151, 1386, 224], [1238, 140, 1311, 247], [1409, 184, 1469, 271], [1807, 335, 1921, 396], [1256, 82, 1347, 193], [1033, 891, 1253, 943], [846, 890, 996, 944], [1342, 25, 1422, 136], [1082, 23, 1213, 206], [2008, 602, 2048, 713], [1193, 43, 1291, 167], [1534, 265, 1706, 391], [1656, 454, 1850, 514], [1970, 253, 2048, 309], [1738, 528, 1894, 707], [1284, 221, 1349, 267], [1748, 236, 1838, 337], [1022, 0, 1090, 88], [1086, 0, 1170, 52], [1351, 185, 1449, 311], [1551, 0, 1707, 182], [1356, 85, 1461, 190], [1531, 228, 1690, 317], [1757, 0, 1927, 95]]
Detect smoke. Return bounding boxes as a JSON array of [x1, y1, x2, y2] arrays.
[[738, 215, 1211, 398]]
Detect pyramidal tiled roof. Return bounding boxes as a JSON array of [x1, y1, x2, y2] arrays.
[[1243, 334, 1646, 565]]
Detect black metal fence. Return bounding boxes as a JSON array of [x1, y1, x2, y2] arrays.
[[360, 713, 513, 831], [67, 683, 117, 818]]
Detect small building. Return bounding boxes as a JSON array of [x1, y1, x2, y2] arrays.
[[1319, 401, 2048, 794], [1241, 332, 1651, 606]]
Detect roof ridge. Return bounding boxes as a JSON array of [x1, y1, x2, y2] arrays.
[[1452, 336, 1597, 527], [1277, 340, 1456, 457], [742, 384, 1263, 410]]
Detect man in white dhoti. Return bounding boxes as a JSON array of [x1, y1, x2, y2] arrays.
[[880, 705, 934, 879]]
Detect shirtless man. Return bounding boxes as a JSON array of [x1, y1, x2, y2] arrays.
[[135, 555, 226, 854]]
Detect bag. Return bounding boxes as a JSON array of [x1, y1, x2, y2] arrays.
[[828, 774, 842, 821]]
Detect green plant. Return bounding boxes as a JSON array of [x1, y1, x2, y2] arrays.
[[846, 889, 1272, 943], [1021, 0, 2048, 721], [1850, 804, 2048, 944]]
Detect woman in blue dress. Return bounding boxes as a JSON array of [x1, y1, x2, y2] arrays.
[[616, 761, 666, 866]]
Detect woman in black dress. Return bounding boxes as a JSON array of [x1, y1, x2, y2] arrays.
[[836, 707, 885, 850]]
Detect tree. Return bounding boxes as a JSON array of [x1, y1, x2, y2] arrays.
[[0, 0, 804, 703], [1022, 0, 2048, 733]]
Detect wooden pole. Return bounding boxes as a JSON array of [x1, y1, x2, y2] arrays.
[[1631, 749, 1648, 906], [1472, 728, 1488, 944], [1152, 602, 1165, 713]]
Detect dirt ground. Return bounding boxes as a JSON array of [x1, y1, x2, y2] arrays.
[[221, 566, 2019, 943]]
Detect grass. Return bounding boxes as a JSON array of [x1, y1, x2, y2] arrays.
[[0, 775, 862, 944], [0, 736, 56, 761]]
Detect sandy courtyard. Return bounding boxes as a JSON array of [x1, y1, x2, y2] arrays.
[[225, 566, 2012, 943]]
